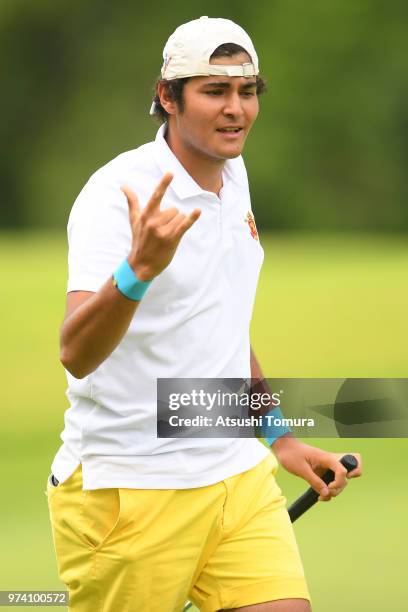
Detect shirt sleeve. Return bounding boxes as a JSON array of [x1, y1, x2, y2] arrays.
[[66, 175, 132, 293]]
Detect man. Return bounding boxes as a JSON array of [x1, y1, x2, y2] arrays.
[[47, 16, 362, 612]]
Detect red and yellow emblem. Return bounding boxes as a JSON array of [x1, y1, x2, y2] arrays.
[[245, 211, 259, 240]]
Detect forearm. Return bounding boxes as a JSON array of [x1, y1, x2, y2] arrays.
[[60, 278, 140, 378], [253, 347, 362, 497], [250, 346, 295, 451]]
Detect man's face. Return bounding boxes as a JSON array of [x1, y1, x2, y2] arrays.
[[167, 52, 259, 161]]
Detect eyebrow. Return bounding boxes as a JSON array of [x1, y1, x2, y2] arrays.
[[201, 81, 257, 89]]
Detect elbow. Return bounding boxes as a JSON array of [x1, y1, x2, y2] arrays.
[[60, 347, 89, 379]]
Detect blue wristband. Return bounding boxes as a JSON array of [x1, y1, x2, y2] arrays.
[[112, 259, 152, 301], [261, 407, 292, 446]]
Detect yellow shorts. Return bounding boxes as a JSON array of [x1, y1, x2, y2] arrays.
[[46, 454, 311, 611]]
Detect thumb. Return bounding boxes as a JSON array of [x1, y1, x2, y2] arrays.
[[302, 464, 330, 497], [121, 185, 140, 227]]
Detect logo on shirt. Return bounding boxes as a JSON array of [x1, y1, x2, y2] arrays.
[[245, 211, 259, 241]]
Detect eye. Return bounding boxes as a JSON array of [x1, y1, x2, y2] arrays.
[[241, 91, 256, 97], [205, 90, 224, 96]]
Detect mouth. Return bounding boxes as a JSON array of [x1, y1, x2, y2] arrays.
[[216, 126, 244, 140]]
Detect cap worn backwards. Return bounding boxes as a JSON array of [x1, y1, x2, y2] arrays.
[[150, 16, 259, 115]]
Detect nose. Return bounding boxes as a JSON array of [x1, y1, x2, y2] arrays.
[[222, 91, 244, 118]]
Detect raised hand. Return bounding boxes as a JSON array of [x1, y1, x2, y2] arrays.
[[121, 173, 201, 281]]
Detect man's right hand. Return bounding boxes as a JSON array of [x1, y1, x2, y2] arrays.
[[61, 172, 201, 378], [121, 173, 201, 282]]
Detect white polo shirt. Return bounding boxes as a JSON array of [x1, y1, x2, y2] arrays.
[[51, 124, 270, 490]]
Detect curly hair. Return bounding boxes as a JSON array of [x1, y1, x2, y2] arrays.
[[151, 43, 267, 122]]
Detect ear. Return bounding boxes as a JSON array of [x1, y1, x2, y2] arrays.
[[157, 82, 178, 116]]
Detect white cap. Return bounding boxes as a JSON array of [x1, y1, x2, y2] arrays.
[[150, 16, 259, 114]]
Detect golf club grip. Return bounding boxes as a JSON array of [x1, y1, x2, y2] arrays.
[[287, 454, 358, 523]]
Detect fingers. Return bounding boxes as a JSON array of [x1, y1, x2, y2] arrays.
[[318, 493, 332, 502], [325, 481, 347, 500], [144, 172, 174, 216], [304, 456, 349, 502], [121, 185, 140, 225], [317, 458, 348, 501], [147, 207, 200, 237], [303, 464, 332, 501], [328, 457, 348, 492], [317, 454, 362, 501], [302, 450, 362, 503], [345, 453, 363, 478], [122, 176, 200, 239], [178, 208, 202, 235], [160, 207, 179, 224], [167, 208, 201, 237]]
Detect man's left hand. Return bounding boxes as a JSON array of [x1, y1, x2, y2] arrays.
[[272, 437, 363, 501]]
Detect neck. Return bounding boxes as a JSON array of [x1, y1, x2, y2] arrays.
[[165, 123, 225, 196]]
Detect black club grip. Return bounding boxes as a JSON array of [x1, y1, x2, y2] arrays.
[[287, 454, 358, 523]]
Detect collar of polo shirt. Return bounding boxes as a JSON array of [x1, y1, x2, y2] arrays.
[[153, 123, 239, 200]]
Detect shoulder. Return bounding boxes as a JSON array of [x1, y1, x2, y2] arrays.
[[68, 140, 161, 224], [87, 141, 158, 190]]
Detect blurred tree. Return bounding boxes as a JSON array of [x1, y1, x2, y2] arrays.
[[1, 0, 407, 230]]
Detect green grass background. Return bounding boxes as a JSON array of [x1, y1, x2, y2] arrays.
[[1, 232, 407, 611]]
